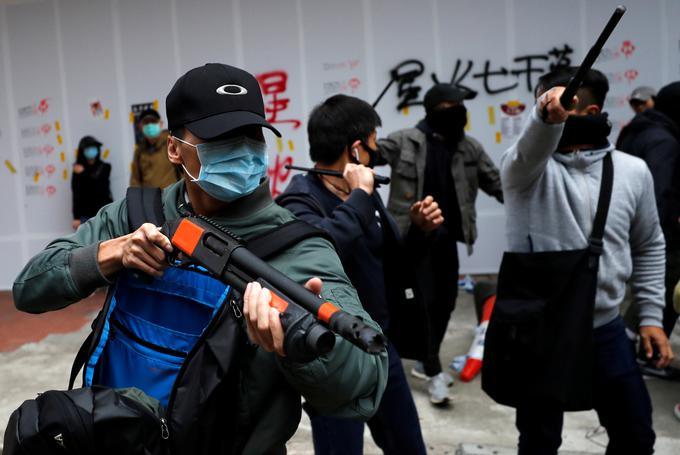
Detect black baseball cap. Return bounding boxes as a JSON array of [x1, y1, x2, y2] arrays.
[[424, 83, 476, 113], [138, 108, 161, 122], [166, 63, 281, 139]]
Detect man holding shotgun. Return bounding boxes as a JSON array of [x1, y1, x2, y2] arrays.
[[13, 63, 388, 453]]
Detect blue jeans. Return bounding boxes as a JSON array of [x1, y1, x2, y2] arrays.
[[309, 343, 426, 455], [516, 316, 655, 455]]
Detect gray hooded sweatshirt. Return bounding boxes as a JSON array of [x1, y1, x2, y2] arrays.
[[501, 106, 665, 329]]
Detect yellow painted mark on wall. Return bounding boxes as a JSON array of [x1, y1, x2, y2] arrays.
[[129, 111, 135, 123], [288, 140, 295, 151], [488, 106, 496, 125], [54, 121, 61, 131], [104, 109, 110, 120], [74, 148, 78, 158], [495, 131, 502, 144], [402, 106, 409, 116], [5, 160, 16, 174], [465, 111, 471, 131], [153, 99, 159, 111], [60, 152, 66, 162], [63, 169, 69, 180], [57, 134, 63, 145], [276, 137, 284, 153], [103, 148, 110, 159], [34, 171, 40, 183]]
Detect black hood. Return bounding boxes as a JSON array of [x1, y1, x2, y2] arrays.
[[655, 81, 680, 131]]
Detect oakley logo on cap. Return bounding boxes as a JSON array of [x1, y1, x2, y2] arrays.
[[216, 84, 248, 95]]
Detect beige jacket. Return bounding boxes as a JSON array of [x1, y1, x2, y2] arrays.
[[130, 130, 180, 188]]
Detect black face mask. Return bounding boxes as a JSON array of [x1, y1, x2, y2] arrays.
[[425, 105, 467, 142], [557, 113, 612, 150], [349, 140, 379, 168]]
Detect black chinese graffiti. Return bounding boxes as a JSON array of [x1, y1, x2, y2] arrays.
[[378, 44, 574, 111]]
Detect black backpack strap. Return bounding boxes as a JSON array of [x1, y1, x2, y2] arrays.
[[588, 153, 614, 267], [69, 330, 95, 390], [126, 187, 165, 231], [247, 220, 335, 260], [69, 305, 109, 390]]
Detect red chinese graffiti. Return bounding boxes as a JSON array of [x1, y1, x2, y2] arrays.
[[267, 154, 293, 198], [348, 77, 361, 92], [45, 164, 56, 176], [620, 40, 636, 58], [624, 69, 639, 83], [256, 71, 302, 129], [40, 123, 52, 135], [42, 144, 54, 155], [46, 185, 56, 196], [37, 98, 50, 114]]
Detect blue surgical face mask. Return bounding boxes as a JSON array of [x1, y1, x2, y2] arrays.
[[83, 146, 99, 160], [143, 122, 162, 139], [174, 135, 268, 202]]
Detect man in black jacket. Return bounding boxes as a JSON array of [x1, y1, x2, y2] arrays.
[[279, 95, 443, 454], [618, 81, 680, 343]]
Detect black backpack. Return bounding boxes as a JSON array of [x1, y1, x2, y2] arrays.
[[5, 187, 333, 455], [3, 387, 166, 455]]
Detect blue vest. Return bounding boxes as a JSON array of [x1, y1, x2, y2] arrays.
[[84, 267, 231, 407]]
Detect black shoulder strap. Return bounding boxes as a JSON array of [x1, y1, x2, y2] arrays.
[[126, 187, 165, 231], [589, 153, 614, 257], [69, 331, 94, 390], [69, 305, 109, 390], [247, 220, 335, 260]]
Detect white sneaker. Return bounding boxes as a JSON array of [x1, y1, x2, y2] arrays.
[[427, 372, 452, 405], [411, 362, 454, 386]]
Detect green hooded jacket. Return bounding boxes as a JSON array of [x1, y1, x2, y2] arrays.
[[13, 179, 388, 454]]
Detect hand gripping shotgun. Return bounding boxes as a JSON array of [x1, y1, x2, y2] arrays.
[[163, 214, 387, 362]]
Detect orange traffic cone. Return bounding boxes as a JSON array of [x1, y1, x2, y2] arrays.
[[460, 295, 496, 382]]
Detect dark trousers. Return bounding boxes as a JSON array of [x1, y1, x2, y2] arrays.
[[420, 237, 459, 377], [516, 317, 655, 455], [309, 343, 427, 455]]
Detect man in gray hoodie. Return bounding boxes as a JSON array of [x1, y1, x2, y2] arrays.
[[501, 67, 673, 454]]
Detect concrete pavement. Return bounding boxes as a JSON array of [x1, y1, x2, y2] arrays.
[[1, 287, 679, 454]]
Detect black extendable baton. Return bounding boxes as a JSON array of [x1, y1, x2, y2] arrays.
[[560, 6, 627, 110], [285, 164, 391, 186]]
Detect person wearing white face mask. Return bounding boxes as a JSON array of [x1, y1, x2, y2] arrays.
[[13, 63, 388, 454], [130, 108, 180, 189]]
